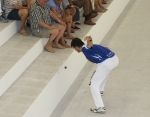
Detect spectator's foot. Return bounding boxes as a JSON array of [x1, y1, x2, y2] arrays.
[[60, 43, 70, 48], [52, 43, 65, 49], [75, 22, 81, 25], [59, 40, 70, 48], [96, 8, 106, 13], [84, 20, 96, 25], [0, 15, 8, 23], [89, 14, 98, 19], [71, 26, 80, 30], [101, 6, 108, 11], [19, 30, 30, 36], [66, 35, 75, 39], [44, 45, 55, 53]]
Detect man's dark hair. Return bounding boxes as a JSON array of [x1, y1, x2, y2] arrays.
[[71, 38, 85, 48]]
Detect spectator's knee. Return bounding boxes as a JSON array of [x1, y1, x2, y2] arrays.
[[51, 28, 59, 36], [22, 9, 29, 15], [59, 25, 66, 31]]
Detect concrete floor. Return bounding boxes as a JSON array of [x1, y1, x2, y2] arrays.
[[50, 0, 150, 117]]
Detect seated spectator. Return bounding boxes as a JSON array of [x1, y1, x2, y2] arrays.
[[62, 0, 80, 29], [4, 0, 30, 36], [72, 0, 98, 25], [47, 0, 75, 39], [30, 0, 70, 53], [0, 0, 8, 23]]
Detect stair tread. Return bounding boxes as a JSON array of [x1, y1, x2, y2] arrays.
[[0, 20, 14, 32], [0, 33, 40, 78]]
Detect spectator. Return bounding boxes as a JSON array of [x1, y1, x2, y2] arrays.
[[0, 0, 8, 23], [30, 0, 70, 53], [62, 0, 80, 29], [47, 0, 75, 39], [72, 0, 98, 25], [4, 0, 30, 36]]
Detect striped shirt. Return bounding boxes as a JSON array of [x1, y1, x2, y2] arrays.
[[29, 2, 52, 33], [4, 0, 22, 17]]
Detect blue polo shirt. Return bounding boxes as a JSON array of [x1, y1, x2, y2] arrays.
[[47, 0, 64, 22], [82, 44, 115, 63]]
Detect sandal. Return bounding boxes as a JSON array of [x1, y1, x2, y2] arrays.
[[44, 45, 55, 53], [52, 43, 65, 49], [19, 30, 30, 36], [71, 26, 80, 29]]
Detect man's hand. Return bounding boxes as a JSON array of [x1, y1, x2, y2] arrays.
[[84, 36, 93, 48], [84, 36, 92, 42], [59, 21, 66, 27], [49, 25, 57, 30]]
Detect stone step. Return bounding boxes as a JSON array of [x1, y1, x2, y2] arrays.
[[0, 32, 42, 96], [0, 20, 20, 47]]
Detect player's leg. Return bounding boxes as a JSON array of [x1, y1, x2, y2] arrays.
[[99, 55, 119, 95], [90, 64, 108, 113], [99, 74, 110, 96]]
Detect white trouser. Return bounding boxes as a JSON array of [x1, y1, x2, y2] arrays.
[[90, 55, 119, 108]]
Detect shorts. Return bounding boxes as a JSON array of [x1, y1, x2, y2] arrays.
[[32, 28, 50, 38], [32, 22, 59, 38], [7, 9, 20, 20]]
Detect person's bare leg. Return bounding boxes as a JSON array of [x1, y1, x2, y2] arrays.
[[53, 24, 65, 46], [94, 0, 100, 9], [66, 24, 75, 39], [98, 0, 107, 10], [94, 0, 105, 12], [65, 15, 74, 39], [46, 28, 59, 46], [18, 9, 28, 33], [45, 28, 59, 53]]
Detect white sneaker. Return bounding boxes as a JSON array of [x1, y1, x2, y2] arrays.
[[90, 107, 106, 113], [100, 91, 103, 96]]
